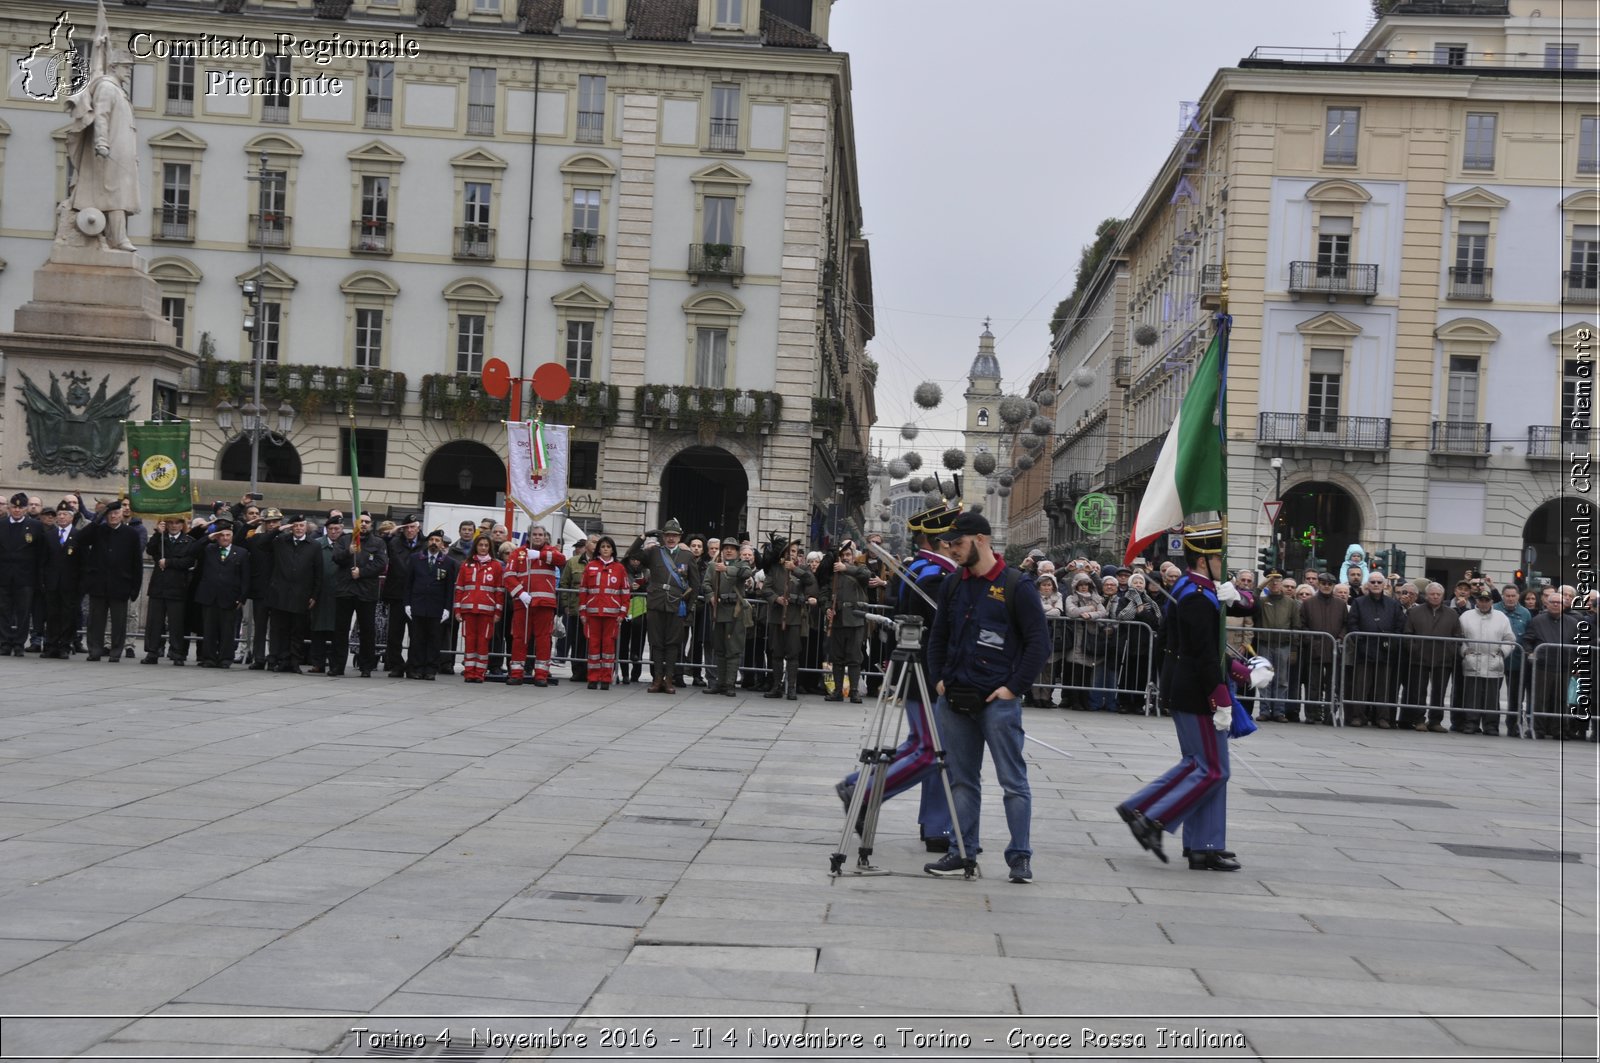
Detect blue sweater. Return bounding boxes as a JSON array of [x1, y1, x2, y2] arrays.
[[927, 557, 1049, 697]]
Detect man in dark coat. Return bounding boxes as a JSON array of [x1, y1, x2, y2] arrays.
[[1404, 583, 1462, 732], [78, 499, 143, 661], [195, 519, 250, 669], [404, 529, 458, 680], [383, 515, 423, 677], [241, 508, 282, 668], [142, 519, 197, 665], [1298, 572, 1348, 725], [331, 518, 388, 677], [1346, 572, 1407, 727], [39, 505, 84, 659], [259, 514, 321, 674], [1522, 587, 1582, 739], [0, 491, 45, 657]]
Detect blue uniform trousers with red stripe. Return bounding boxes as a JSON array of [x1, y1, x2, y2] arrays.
[[1125, 710, 1230, 853]]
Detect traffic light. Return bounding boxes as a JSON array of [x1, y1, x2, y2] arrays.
[[1258, 542, 1278, 574], [1390, 546, 1407, 578], [1372, 549, 1390, 573], [1514, 568, 1526, 589], [1305, 549, 1325, 574]]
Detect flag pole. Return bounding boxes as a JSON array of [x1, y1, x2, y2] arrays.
[[1217, 266, 1231, 661]]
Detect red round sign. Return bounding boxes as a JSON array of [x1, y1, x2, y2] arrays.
[[532, 362, 572, 403], [480, 358, 511, 399]]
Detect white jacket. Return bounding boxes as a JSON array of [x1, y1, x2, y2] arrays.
[[1459, 606, 1515, 679]]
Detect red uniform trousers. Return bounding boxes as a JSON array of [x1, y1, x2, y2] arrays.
[[585, 615, 620, 683], [510, 603, 556, 680], [461, 615, 496, 680]]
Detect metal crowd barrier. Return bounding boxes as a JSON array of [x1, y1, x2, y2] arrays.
[[1526, 642, 1589, 739], [1234, 628, 1342, 726], [1027, 616, 1159, 712]]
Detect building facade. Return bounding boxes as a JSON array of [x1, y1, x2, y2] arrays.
[[1054, 0, 1593, 586], [0, 0, 875, 539]]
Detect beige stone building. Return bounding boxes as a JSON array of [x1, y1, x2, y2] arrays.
[[1052, 0, 1593, 587], [0, 0, 875, 539]]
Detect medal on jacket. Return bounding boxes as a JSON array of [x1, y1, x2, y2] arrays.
[[23, 532, 32, 544]]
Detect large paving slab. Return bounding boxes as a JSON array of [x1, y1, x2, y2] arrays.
[[0, 656, 1592, 1061]]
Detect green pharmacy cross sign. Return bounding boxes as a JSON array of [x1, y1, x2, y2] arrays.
[[1074, 492, 1117, 536]]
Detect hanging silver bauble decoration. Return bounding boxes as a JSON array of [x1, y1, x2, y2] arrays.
[[986, 485, 997, 496], [913, 381, 943, 409], [941, 448, 966, 471], [968, 503, 984, 516], [1134, 323, 1160, 347], [997, 473, 1014, 487], [900, 422, 919, 441], [997, 396, 1030, 426], [1021, 434, 1046, 452], [924, 476, 944, 493], [877, 506, 893, 521], [941, 480, 959, 499], [1027, 399, 1040, 418], [1029, 415, 1053, 436], [887, 458, 909, 479], [997, 485, 1012, 498], [903, 451, 923, 472], [1072, 367, 1097, 388], [972, 452, 997, 476], [1016, 454, 1035, 471]]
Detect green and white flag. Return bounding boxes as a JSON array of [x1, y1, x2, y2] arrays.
[[1124, 322, 1228, 564], [126, 420, 192, 522]]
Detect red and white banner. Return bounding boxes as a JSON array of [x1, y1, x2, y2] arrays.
[[507, 420, 569, 521]]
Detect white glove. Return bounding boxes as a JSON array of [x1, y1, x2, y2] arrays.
[[405, 606, 412, 620], [1213, 705, 1232, 732], [519, 591, 532, 607], [1215, 580, 1241, 605], [1248, 655, 1275, 690], [441, 610, 450, 622]]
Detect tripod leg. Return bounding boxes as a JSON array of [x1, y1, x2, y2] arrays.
[[912, 663, 978, 878], [831, 656, 909, 874]]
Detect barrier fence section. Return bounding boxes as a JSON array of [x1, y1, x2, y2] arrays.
[[1031, 616, 1158, 713], [1340, 631, 1526, 736], [1235, 628, 1342, 726], [1527, 642, 1590, 739]]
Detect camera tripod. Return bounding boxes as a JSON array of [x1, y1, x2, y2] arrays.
[[829, 614, 976, 879]]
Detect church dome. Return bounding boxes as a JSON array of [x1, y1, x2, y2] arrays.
[[968, 325, 1001, 381]]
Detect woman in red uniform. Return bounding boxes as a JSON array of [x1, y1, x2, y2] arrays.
[[581, 536, 628, 690], [453, 535, 504, 683]]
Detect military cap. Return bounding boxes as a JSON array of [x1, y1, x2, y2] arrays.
[[662, 518, 683, 535], [1180, 519, 1225, 555], [426, 528, 447, 541], [907, 502, 961, 536], [261, 508, 284, 521], [8, 492, 27, 507]]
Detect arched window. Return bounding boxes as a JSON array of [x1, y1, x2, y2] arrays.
[[977, 408, 989, 427]]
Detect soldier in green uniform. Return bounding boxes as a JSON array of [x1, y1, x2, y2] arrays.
[[824, 541, 872, 704], [703, 538, 753, 695], [761, 537, 818, 700], [625, 517, 697, 693]]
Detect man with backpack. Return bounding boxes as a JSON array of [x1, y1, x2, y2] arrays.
[[922, 512, 1049, 884]]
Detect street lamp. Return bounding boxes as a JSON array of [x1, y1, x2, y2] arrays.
[[215, 153, 295, 494]]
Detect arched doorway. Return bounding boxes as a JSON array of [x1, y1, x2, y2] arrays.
[[660, 445, 747, 538], [218, 436, 301, 484], [1523, 497, 1582, 587], [1276, 479, 1362, 575], [422, 441, 506, 507]]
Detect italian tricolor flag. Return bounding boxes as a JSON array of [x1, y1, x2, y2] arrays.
[[1123, 320, 1229, 565]]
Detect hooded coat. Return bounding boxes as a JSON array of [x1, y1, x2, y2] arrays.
[[1337, 543, 1369, 586]]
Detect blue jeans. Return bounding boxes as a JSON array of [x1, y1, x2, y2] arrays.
[[1088, 659, 1116, 711], [935, 694, 1031, 865]]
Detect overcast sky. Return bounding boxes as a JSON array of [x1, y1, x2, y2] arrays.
[[828, 0, 1374, 458]]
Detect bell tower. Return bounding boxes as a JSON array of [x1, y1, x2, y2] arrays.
[[963, 320, 1004, 543]]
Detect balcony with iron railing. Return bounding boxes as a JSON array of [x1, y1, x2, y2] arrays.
[[165, 94, 193, 117], [707, 117, 739, 152], [1113, 355, 1132, 385], [1200, 263, 1223, 305], [453, 226, 495, 260], [576, 110, 605, 143], [262, 102, 290, 124], [688, 243, 744, 284], [248, 214, 291, 250], [1430, 420, 1491, 455], [563, 232, 604, 267], [1446, 266, 1492, 300], [364, 101, 393, 130], [1067, 471, 1094, 496], [1563, 270, 1599, 304], [1527, 424, 1591, 459], [155, 209, 195, 243], [1257, 412, 1391, 450], [466, 104, 495, 135], [634, 384, 781, 436], [1109, 432, 1168, 485], [1288, 261, 1379, 300], [351, 220, 393, 255]]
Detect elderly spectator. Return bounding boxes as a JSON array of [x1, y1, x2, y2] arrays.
[[1032, 573, 1065, 707], [78, 498, 143, 661], [1063, 572, 1106, 711], [1404, 583, 1462, 732], [1459, 588, 1516, 735], [1254, 570, 1303, 722], [1113, 571, 1162, 713], [1522, 588, 1582, 739], [1299, 572, 1348, 725], [1347, 571, 1407, 727]]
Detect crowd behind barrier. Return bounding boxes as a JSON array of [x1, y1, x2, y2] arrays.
[[0, 491, 1591, 740]]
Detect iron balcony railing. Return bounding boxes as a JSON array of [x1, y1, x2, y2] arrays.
[[1563, 270, 1599, 304], [466, 104, 495, 135], [707, 117, 739, 151], [351, 220, 393, 254], [1067, 472, 1094, 495], [248, 214, 291, 250], [156, 209, 195, 242], [688, 243, 745, 279], [1430, 420, 1491, 454], [165, 94, 193, 117], [364, 101, 393, 129], [1109, 432, 1168, 484], [563, 232, 604, 267], [262, 102, 290, 124], [1257, 412, 1391, 449], [576, 110, 605, 143], [1447, 266, 1492, 300], [1200, 263, 1223, 295], [453, 226, 495, 260], [1528, 424, 1591, 457], [1288, 261, 1379, 298]]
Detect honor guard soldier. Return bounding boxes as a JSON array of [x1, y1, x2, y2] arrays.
[[504, 524, 566, 687], [0, 492, 45, 656], [1117, 520, 1252, 871], [824, 542, 872, 704], [760, 537, 818, 700], [579, 535, 629, 689], [405, 530, 459, 681], [453, 535, 504, 683], [703, 538, 754, 695], [626, 519, 698, 693]]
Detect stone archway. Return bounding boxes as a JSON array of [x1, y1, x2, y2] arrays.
[[1277, 479, 1363, 575], [421, 440, 506, 507], [218, 436, 301, 485], [659, 445, 749, 539], [1523, 496, 1583, 588]]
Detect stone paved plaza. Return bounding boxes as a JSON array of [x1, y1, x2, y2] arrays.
[[0, 656, 1594, 1061]]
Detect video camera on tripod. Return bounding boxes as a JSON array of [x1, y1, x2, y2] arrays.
[[858, 608, 922, 653]]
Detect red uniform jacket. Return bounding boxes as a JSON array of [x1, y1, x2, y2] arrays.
[[581, 557, 629, 617], [454, 557, 505, 619], [504, 544, 565, 608]]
